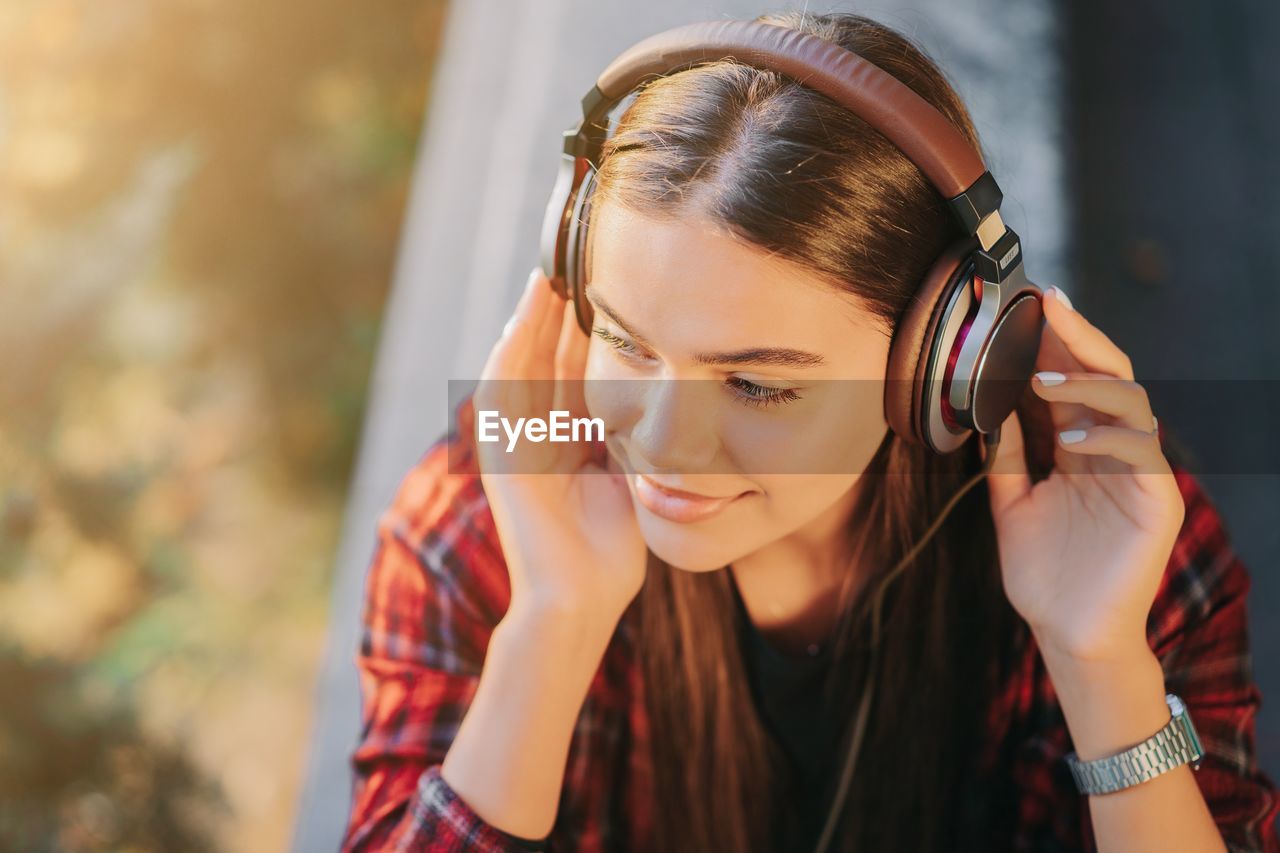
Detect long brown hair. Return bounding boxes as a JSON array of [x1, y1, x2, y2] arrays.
[[589, 11, 1028, 853]]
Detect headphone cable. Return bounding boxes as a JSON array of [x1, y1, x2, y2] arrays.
[[810, 426, 1002, 853]]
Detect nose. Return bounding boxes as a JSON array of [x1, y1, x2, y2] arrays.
[[629, 379, 721, 474]]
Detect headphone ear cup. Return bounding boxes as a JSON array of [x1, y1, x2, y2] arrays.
[[541, 155, 580, 302], [564, 165, 598, 336], [884, 239, 978, 453]]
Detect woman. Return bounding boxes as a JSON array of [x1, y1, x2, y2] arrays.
[[341, 11, 1279, 852]]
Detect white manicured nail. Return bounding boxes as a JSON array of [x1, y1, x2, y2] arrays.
[[1059, 429, 1087, 444], [503, 268, 543, 337], [1048, 285, 1074, 311], [1036, 371, 1066, 386]]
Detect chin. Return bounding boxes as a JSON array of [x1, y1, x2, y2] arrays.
[[635, 513, 750, 573]]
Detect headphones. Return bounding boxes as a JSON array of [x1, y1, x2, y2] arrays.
[[540, 18, 1045, 456]]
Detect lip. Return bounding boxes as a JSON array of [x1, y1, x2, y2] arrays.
[[632, 473, 747, 524]]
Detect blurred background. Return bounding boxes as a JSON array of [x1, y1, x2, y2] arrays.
[[1, 0, 1275, 851], [0, 0, 445, 849]]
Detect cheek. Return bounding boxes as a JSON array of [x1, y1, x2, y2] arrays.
[[703, 474, 858, 559], [583, 340, 645, 387], [750, 474, 857, 518], [583, 339, 609, 382], [583, 347, 642, 426], [718, 387, 887, 476]]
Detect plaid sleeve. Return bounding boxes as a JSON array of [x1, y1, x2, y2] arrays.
[[1144, 464, 1280, 852], [339, 434, 550, 852]]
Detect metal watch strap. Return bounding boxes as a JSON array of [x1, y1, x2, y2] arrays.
[[1064, 693, 1205, 795]]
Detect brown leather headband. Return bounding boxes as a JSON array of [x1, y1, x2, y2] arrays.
[[594, 20, 986, 199]]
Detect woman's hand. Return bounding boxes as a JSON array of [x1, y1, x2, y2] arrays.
[[979, 286, 1186, 666], [475, 267, 648, 632]]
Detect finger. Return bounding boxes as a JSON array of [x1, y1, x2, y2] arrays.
[[1034, 305, 1085, 375], [1056, 424, 1168, 472], [1042, 287, 1134, 380], [509, 265, 546, 332], [477, 268, 558, 434], [514, 273, 563, 437], [982, 408, 1030, 516], [512, 266, 558, 377], [1030, 291, 1097, 440], [553, 298, 591, 420], [547, 299, 595, 473], [483, 267, 548, 381], [530, 269, 565, 380], [1031, 371, 1154, 432]]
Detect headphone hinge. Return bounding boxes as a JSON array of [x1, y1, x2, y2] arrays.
[[973, 228, 1023, 283], [948, 171, 1004, 236]]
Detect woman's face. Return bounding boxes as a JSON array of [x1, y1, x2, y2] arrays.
[[583, 201, 893, 572]]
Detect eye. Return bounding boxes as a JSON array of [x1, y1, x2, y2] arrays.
[[593, 326, 803, 409], [725, 376, 803, 409], [592, 326, 648, 361]]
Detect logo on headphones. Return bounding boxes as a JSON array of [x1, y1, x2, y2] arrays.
[[999, 243, 1020, 270]]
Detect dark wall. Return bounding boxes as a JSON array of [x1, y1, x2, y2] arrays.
[[1064, 0, 1280, 787]]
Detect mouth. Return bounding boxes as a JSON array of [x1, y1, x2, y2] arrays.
[[632, 473, 751, 524]]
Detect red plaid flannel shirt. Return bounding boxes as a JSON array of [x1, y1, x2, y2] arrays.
[[341, 395, 1280, 851]]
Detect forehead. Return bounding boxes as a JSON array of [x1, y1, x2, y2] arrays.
[[588, 201, 889, 371]]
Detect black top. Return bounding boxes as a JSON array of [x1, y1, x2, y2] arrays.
[[489, 571, 844, 853], [728, 570, 844, 853]]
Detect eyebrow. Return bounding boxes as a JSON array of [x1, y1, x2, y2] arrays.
[[585, 288, 827, 369]]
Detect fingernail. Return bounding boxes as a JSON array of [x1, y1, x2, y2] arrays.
[[1035, 370, 1066, 386], [504, 266, 545, 335], [517, 268, 539, 305], [1048, 285, 1074, 311], [1059, 429, 1087, 444], [522, 266, 545, 301]]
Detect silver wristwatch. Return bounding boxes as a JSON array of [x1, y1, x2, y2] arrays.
[[1064, 693, 1205, 795]]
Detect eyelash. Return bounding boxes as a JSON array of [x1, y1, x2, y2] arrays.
[[591, 327, 804, 409]]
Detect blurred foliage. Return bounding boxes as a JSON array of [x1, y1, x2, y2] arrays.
[[0, 0, 447, 849], [0, 647, 226, 851]]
